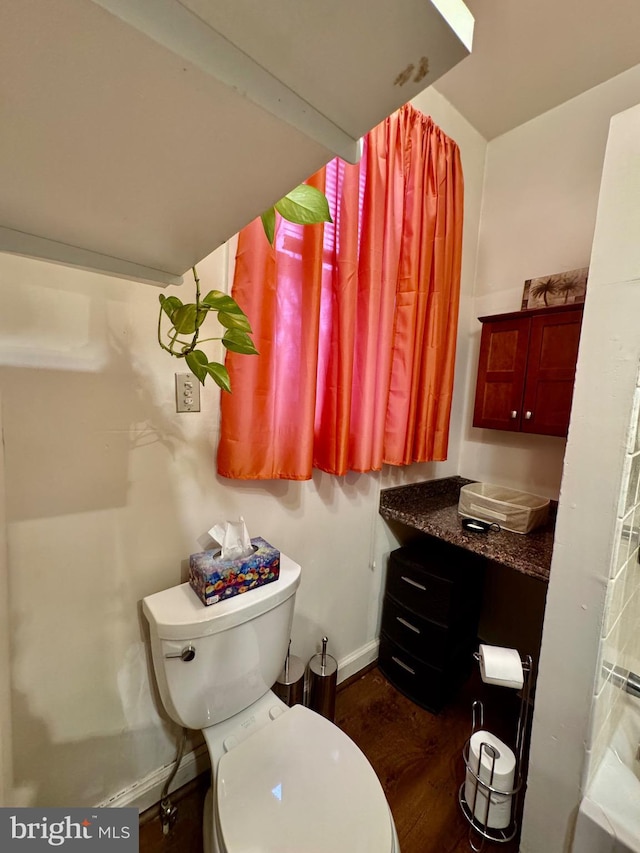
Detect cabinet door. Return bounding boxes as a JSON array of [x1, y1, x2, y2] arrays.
[[521, 309, 583, 436], [472, 316, 530, 430]]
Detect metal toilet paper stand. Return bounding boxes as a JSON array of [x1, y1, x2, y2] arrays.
[[458, 653, 533, 852]]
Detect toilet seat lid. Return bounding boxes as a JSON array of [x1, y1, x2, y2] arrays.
[[216, 704, 393, 853]]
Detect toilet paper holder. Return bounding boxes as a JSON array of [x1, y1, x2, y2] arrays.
[[458, 652, 533, 852]]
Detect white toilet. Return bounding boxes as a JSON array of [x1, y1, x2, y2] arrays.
[[143, 553, 400, 853]]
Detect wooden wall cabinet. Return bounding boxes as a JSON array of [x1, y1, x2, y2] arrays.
[[472, 303, 584, 437]]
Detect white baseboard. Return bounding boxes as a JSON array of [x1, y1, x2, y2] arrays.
[[99, 643, 378, 813], [337, 638, 379, 684], [97, 744, 210, 813]]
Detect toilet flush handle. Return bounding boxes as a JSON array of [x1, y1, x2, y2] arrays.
[[164, 645, 196, 662]]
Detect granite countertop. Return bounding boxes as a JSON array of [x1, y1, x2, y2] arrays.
[[379, 476, 555, 582]]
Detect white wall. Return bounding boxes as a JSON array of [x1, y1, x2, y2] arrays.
[[585, 364, 640, 783], [459, 64, 640, 501], [420, 62, 640, 851], [585, 101, 640, 773], [521, 101, 640, 853], [0, 89, 486, 808], [448, 62, 640, 851], [1, 247, 388, 808]]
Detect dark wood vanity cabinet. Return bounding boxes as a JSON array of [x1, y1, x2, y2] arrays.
[[378, 540, 485, 713], [472, 303, 584, 437]]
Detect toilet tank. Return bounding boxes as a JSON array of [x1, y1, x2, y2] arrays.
[[143, 554, 301, 730]]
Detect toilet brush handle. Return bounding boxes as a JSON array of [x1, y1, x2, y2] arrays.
[[321, 637, 328, 675], [284, 640, 291, 681]]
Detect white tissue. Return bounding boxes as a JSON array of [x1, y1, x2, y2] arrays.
[[464, 730, 515, 829], [207, 517, 253, 561], [478, 644, 524, 690]]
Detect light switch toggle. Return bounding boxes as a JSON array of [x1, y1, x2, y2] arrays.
[[175, 373, 201, 413]]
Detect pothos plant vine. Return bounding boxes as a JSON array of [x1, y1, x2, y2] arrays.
[[158, 184, 331, 392]]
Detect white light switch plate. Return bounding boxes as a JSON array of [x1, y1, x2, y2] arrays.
[[175, 373, 200, 413]]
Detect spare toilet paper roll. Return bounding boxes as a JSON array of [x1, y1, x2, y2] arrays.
[[478, 644, 524, 690], [464, 730, 516, 829]]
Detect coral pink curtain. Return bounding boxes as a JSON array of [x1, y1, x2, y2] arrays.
[[217, 104, 464, 480]]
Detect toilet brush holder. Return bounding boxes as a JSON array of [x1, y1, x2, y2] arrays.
[[307, 637, 338, 722], [273, 643, 305, 707]]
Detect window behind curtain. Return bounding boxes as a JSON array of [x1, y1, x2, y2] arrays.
[[217, 104, 464, 480]]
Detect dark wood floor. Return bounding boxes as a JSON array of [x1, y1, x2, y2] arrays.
[[335, 667, 523, 853], [141, 666, 524, 852]]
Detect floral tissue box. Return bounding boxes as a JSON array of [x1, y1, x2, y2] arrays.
[[188, 536, 280, 606]]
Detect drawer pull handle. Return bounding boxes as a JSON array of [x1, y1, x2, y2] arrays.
[[396, 616, 420, 634], [400, 575, 426, 591], [391, 656, 415, 675]]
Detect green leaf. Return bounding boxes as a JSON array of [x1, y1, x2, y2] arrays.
[[261, 207, 276, 244], [222, 329, 259, 355], [185, 349, 209, 384], [185, 351, 233, 392], [218, 311, 252, 333], [171, 304, 207, 335], [159, 294, 183, 319], [201, 290, 244, 314], [204, 362, 232, 393], [275, 184, 332, 226]]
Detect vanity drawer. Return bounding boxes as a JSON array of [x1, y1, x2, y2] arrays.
[[378, 632, 472, 714], [380, 594, 474, 667], [380, 540, 485, 713], [386, 552, 452, 624], [386, 544, 484, 627]]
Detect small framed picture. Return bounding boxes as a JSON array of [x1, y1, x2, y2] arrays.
[[521, 267, 588, 310]]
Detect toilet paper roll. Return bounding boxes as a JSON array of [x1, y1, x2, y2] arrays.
[[464, 730, 515, 830], [478, 644, 524, 690]]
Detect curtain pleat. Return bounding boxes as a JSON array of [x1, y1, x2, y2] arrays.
[[217, 104, 464, 480]]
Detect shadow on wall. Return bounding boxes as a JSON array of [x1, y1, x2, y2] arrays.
[[0, 254, 389, 805], [0, 284, 203, 807], [10, 683, 182, 808], [8, 581, 185, 808], [0, 336, 187, 524]]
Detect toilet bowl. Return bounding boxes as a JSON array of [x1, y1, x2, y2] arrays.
[[143, 554, 400, 852]]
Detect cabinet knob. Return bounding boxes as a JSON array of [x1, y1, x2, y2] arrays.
[[510, 410, 517, 419], [525, 411, 533, 420]]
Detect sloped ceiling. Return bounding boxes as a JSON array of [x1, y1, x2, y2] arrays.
[[0, 0, 472, 285], [434, 0, 640, 140]]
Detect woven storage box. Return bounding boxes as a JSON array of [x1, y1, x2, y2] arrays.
[[458, 483, 549, 534]]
